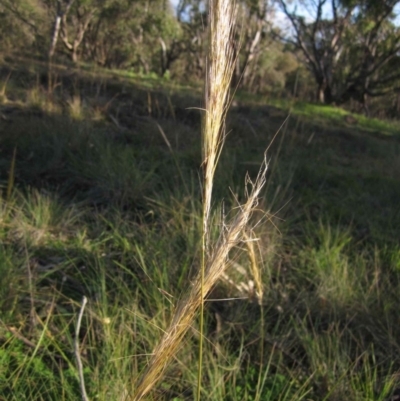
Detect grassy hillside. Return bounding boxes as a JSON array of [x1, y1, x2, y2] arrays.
[[0, 59, 400, 400]]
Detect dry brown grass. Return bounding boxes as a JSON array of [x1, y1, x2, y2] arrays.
[[202, 0, 237, 243], [132, 160, 268, 401], [131, 1, 269, 400], [244, 230, 264, 304]]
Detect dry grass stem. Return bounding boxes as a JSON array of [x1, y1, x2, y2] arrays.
[[132, 1, 248, 399], [132, 159, 269, 401], [244, 231, 264, 304], [199, 1, 237, 398], [75, 296, 89, 401]]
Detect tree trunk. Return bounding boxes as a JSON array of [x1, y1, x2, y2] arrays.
[[316, 77, 334, 104], [159, 37, 168, 76], [49, 0, 75, 60], [60, 6, 94, 63], [317, 82, 326, 103], [72, 45, 79, 63], [48, 15, 62, 59], [362, 92, 369, 116], [240, 27, 262, 87]]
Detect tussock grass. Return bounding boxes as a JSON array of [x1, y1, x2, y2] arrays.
[[67, 94, 86, 120], [9, 189, 81, 246]]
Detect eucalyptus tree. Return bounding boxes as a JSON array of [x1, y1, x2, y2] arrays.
[[45, 0, 106, 62], [234, 0, 274, 88], [80, 0, 182, 73], [0, 0, 102, 62], [48, 0, 74, 59], [174, 0, 279, 88], [173, 0, 208, 78], [277, 0, 400, 110]]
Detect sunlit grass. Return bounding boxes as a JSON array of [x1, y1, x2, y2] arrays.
[[269, 99, 400, 136]]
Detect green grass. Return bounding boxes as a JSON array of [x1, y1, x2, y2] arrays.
[[269, 98, 400, 136], [0, 59, 400, 400]]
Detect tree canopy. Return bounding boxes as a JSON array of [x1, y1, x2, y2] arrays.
[[0, 0, 399, 117], [277, 0, 400, 111]]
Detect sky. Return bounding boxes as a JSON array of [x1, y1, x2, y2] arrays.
[[169, 0, 400, 28]]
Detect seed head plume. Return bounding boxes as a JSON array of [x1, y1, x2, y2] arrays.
[[132, 159, 268, 401], [202, 0, 237, 250], [199, 2, 237, 397]]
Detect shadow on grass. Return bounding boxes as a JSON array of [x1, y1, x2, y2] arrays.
[[1, 59, 400, 400]]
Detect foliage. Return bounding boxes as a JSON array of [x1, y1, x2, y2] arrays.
[[1, 0, 399, 117]]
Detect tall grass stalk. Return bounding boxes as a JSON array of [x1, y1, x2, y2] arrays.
[[202, 0, 236, 241], [132, 1, 237, 398], [244, 231, 265, 401], [132, 160, 268, 401], [75, 296, 89, 401], [132, 1, 272, 400], [199, 0, 237, 398]]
